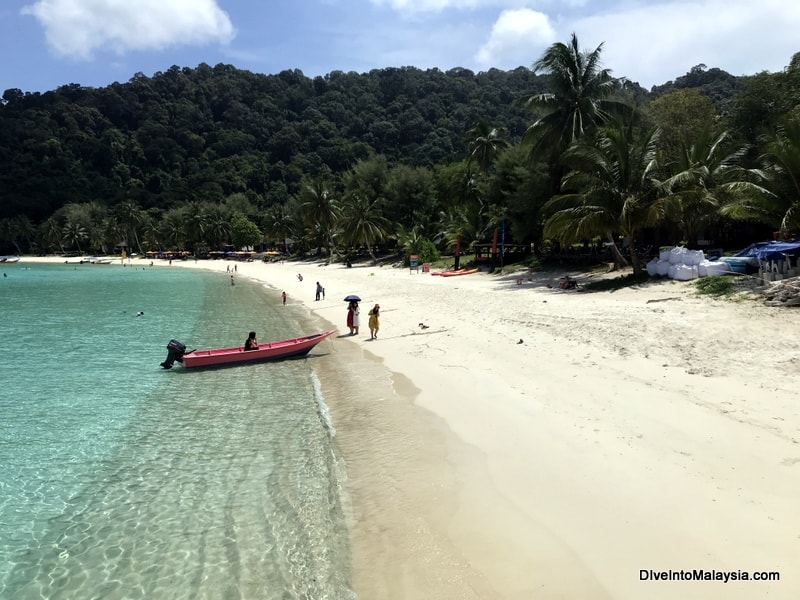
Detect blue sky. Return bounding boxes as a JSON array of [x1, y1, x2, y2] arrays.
[[2, 0, 799, 93]]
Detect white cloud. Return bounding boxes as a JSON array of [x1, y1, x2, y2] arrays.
[[475, 9, 556, 68], [569, 0, 800, 86], [369, 0, 529, 15], [22, 0, 235, 59]]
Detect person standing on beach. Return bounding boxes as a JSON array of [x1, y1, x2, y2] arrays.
[[230, 274, 235, 286], [315, 281, 323, 301], [346, 301, 356, 335], [352, 301, 360, 335], [282, 291, 287, 305], [368, 304, 380, 339]]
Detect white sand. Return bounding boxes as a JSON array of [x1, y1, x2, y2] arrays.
[[22, 256, 800, 599]]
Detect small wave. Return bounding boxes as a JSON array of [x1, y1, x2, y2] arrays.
[[311, 371, 336, 438]]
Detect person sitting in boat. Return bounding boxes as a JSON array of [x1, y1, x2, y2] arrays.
[[244, 331, 259, 351]]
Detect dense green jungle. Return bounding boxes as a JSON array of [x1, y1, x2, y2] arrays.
[[1, 36, 799, 273]]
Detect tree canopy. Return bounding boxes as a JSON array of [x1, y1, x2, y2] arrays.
[[1, 44, 798, 264]]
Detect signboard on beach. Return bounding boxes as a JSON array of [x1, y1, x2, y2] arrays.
[[409, 254, 418, 272]]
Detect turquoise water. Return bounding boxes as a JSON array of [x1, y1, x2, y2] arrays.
[[0, 263, 353, 599]]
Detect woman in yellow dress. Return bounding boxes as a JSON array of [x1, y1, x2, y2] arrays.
[[368, 304, 380, 340]]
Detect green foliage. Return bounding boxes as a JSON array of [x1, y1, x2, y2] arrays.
[[0, 64, 541, 226], [1, 46, 799, 260], [467, 119, 510, 175], [414, 239, 440, 265], [522, 33, 631, 162], [229, 213, 262, 249], [646, 89, 718, 160], [758, 119, 800, 232], [338, 191, 391, 259], [545, 120, 661, 274], [694, 275, 734, 296], [650, 64, 742, 114], [394, 225, 440, 265], [383, 163, 437, 231], [659, 128, 771, 246]]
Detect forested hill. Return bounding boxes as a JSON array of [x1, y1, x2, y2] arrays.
[[0, 64, 559, 222], [0, 58, 760, 228]]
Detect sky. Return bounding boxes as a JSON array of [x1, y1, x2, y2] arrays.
[[1, 0, 799, 94]]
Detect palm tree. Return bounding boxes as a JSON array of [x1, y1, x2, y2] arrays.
[[544, 121, 662, 274], [298, 180, 341, 256], [115, 200, 146, 254], [87, 222, 108, 254], [0, 216, 35, 254], [103, 217, 125, 254], [758, 120, 800, 233], [658, 128, 771, 246], [204, 208, 231, 250], [181, 202, 210, 250], [522, 33, 628, 161], [437, 206, 475, 253], [262, 203, 297, 255], [467, 119, 510, 176], [40, 216, 66, 254], [160, 210, 186, 251], [140, 219, 163, 252], [392, 224, 427, 260], [62, 220, 88, 253], [338, 192, 391, 262]]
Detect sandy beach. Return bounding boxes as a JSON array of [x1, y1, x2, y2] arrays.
[[21, 256, 800, 599]]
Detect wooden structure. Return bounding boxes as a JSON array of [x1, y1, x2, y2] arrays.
[[474, 243, 531, 270]]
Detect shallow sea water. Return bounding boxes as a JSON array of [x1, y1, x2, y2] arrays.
[[0, 262, 352, 599]]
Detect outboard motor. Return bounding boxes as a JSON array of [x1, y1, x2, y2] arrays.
[[161, 339, 186, 369]]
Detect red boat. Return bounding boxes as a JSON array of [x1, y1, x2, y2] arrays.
[[160, 330, 335, 369], [431, 268, 478, 277]]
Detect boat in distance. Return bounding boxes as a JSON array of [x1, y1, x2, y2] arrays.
[[431, 268, 479, 277], [160, 330, 336, 369]]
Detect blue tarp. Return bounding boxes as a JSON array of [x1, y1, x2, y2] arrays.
[[735, 240, 800, 261]]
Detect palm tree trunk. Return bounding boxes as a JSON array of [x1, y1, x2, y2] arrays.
[[606, 233, 628, 270], [327, 235, 340, 258], [629, 246, 641, 275]]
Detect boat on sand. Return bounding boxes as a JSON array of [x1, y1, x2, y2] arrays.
[[431, 268, 478, 277]]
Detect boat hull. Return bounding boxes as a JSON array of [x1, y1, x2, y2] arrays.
[[432, 268, 478, 277], [181, 330, 335, 369]]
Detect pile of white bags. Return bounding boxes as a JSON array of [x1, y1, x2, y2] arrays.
[[646, 246, 731, 279]]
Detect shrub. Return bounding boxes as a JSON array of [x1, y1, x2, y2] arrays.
[[402, 239, 440, 266], [695, 275, 733, 296]]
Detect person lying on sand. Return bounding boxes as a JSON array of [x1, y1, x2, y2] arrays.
[[546, 276, 578, 290], [558, 276, 577, 289]]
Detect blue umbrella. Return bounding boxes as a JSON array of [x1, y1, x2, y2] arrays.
[[343, 294, 361, 302]]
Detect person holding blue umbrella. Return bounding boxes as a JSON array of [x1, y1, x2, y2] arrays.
[[345, 296, 361, 335]]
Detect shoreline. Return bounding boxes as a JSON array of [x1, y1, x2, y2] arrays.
[[17, 255, 800, 599]]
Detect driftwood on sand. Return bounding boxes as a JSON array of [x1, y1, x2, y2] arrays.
[[759, 277, 800, 306]]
